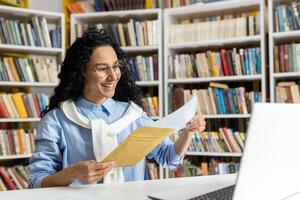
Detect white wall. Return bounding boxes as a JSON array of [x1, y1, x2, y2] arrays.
[[29, 0, 62, 12]]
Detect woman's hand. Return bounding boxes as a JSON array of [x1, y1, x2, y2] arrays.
[[184, 113, 206, 134], [174, 113, 206, 156], [71, 160, 115, 184], [41, 160, 115, 187]]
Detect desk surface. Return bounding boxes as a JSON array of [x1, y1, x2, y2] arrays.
[[0, 174, 236, 200]]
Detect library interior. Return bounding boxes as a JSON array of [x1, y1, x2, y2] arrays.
[[0, 0, 300, 199]]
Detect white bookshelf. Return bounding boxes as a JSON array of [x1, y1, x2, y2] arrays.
[[0, 154, 32, 161], [71, 9, 164, 119], [268, 0, 300, 102], [0, 118, 41, 123], [202, 114, 251, 119], [0, 81, 58, 87], [0, 5, 64, 161], [186, 151, 242, 157], [163, 0, 266, 178]]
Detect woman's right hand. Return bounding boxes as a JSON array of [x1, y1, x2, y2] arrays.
[[71, 160, 115, 184]]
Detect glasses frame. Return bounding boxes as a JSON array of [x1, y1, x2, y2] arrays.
[[87, 60, 127, 78]]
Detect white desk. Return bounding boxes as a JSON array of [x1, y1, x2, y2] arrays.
[[0, 174, 236, 200]]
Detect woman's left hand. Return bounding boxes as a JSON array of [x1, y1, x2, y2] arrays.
[[184, 113, 206, 133]]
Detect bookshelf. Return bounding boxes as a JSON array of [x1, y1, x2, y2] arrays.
[[163, 0, 266, 178], [0, 5, 64, 190], [71, 9, 163, 120], [269, 0, 300, 103]]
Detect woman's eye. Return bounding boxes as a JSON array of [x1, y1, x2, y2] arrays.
[[97, 68, 107, 72]]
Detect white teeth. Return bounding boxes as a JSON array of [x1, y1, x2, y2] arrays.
[[102, 84, 113, 88]]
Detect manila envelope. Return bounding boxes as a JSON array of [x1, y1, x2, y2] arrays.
[[102, 126, 175, 167]]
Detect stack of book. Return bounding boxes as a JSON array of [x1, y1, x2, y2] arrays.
[[73, 19, 158, 47], [0, 56, 58, 83], [169, 158, 239, 177], [0, 129, 36, 156], [0, 17, 61, 48], [189, 128, 246, 153], [129, 55, 158, 81], [169, 47, 261, 79], [171, 82, 261, 114], [0, 92, 49, 118], [276, 81, 300, 103], [0, 166, 29, 190], [141, 95, 159, 117]]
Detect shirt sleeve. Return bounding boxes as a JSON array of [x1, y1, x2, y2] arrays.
[[28, 109, 64, 188], [140, 116, 183, 169]]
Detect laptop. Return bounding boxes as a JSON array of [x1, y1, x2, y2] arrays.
[[148, 103, 300, 200]]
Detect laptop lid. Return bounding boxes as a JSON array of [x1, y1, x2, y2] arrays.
[[233, 103, 300, 200]]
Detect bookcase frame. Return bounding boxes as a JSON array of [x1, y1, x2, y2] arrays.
[[0, 5, 65, 161], [268, 0, 300, 102], [163, 0, 266, 178], [71, 9, 164, 119]]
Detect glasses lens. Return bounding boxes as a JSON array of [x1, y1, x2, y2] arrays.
[[115, 60, 126, 74]]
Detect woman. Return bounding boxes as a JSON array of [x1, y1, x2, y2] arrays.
[[28, 28, 206, 188]]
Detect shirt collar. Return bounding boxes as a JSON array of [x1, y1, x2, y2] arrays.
[[75, 97, 116, 115]]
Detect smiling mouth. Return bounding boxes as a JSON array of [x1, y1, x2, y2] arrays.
[[101, 83, 114, 88]]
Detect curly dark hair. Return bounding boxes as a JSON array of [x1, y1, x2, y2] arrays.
[[41, 28, 143, 117]]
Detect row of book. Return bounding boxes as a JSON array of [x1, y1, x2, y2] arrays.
[[276, 81, 300, 104], [165, 0, 222, 8], [0, 129, 36, 156], [129, 54, 158, 81], [0, 56, 59, 83], [188, 128, 246, 153], [67, 0, 219, 13], [275, 1, 300, 32], [0, 166, 28, 190], [169, 12, 260, 43], [146, 162, 159, 180], [73, 19, 158, 47], [68, 0, 160, 13], [274, 43, 300, 73], [0, 92, 49, 118], [141, 95, 159, 117], [0, 17, 61, 48], [169, 158, 239, 177], [169, 47, 261, 79], [171, 83, 261, 114]]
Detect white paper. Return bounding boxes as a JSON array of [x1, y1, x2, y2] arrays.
[[149, 96, 197, 132]]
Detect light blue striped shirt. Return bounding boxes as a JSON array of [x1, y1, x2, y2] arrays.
[[28, 97, 182, 188]]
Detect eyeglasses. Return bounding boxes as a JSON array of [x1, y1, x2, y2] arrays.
[[88, 60, 126, 78]]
